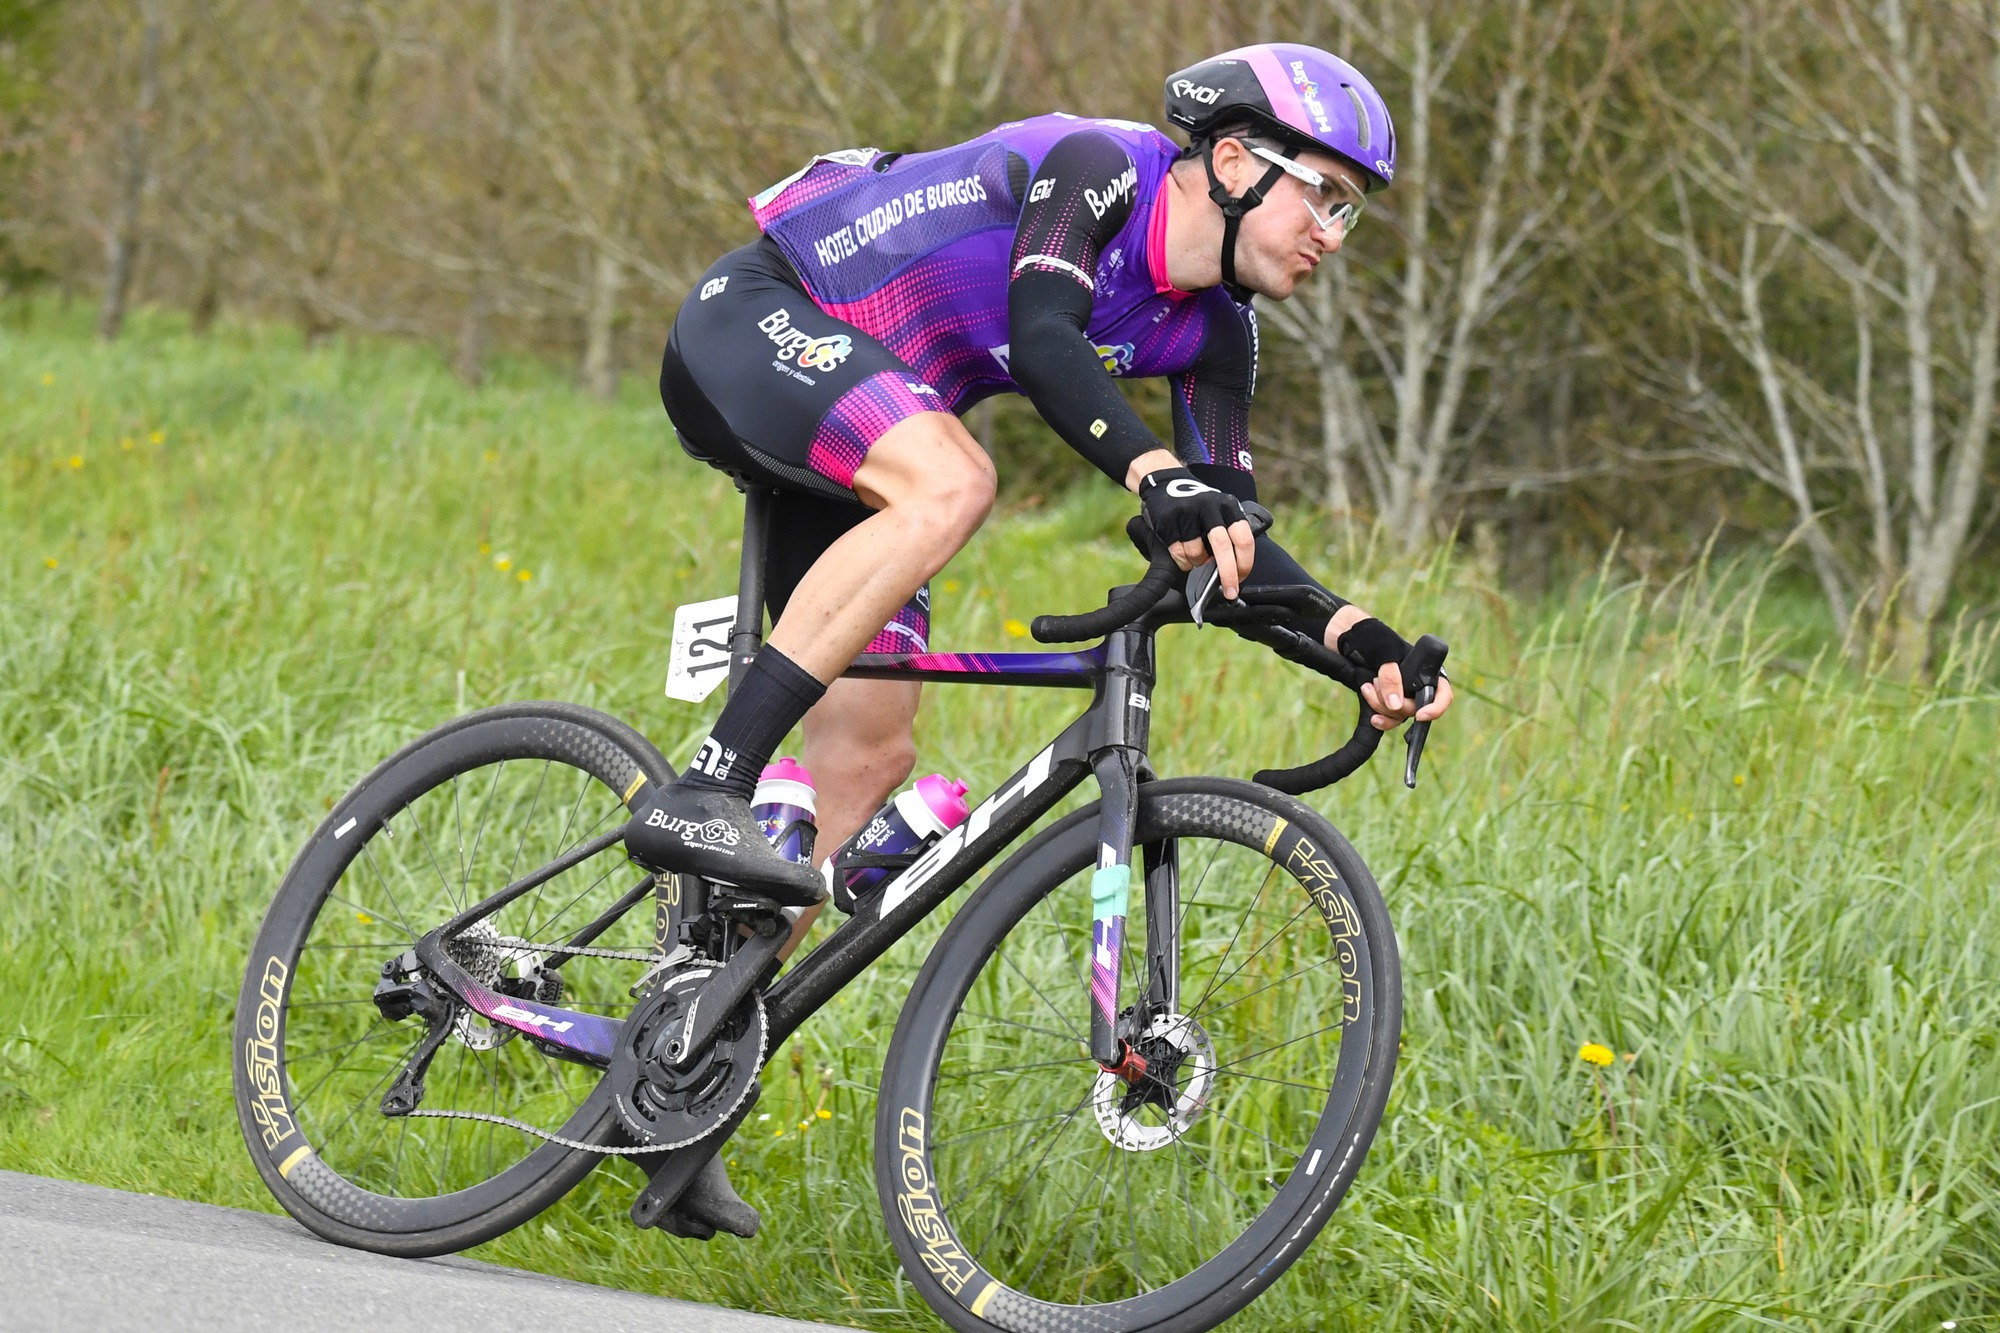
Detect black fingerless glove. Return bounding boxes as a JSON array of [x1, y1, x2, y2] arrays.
[[1138, 467, 1246, 548], [1335, 617, 1413, 673]]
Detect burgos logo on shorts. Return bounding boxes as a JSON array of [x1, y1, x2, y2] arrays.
[[759, 308, 853, 372]]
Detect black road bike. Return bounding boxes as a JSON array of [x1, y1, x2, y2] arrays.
[[234, 488, 1446, 1333]]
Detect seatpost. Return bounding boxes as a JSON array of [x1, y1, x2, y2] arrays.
[[729, 486, 774, 693]]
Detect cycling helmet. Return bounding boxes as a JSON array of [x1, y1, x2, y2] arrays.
[[1164, 44, 1396, 299]]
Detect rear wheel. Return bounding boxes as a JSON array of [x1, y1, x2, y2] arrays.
[[876, 778, 1400, 1333], [232, 702, 672, 1256]]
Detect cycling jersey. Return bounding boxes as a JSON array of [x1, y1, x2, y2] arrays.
[[659, 114, 1342, 649]]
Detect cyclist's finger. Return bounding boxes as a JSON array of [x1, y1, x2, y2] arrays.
[[1414, 676, 1454, 722], [1375, 661, 1406, 714], [1359, 680, 1398, 731], [1207, 524, 1241, 598], [1228, 518, 1256, 580], [1167, 537, 1209, 572]]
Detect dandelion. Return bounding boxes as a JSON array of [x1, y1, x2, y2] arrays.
[[482, 449, 498, 463], [799, 1119, 811, 1130], [1733, 774, 1745, 786], [44, 558, 58, 569], [1579, 1042, 1615, 1067], [39, 373, 53, 386], [1004, 617, 1028, 638], [494, 554, 512, 572], [816, 1108, 831, 1120], [516, 569, 532, 583], [479, 541, 492, 555], [149, 430, 164, 445], [355, 911, 375, 925], [943, 579, 961, 593], [68, 454, 84, 470], [121, 438, 135, 451]]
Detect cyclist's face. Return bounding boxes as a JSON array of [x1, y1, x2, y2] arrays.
[[1226, 144, 1362, 300]]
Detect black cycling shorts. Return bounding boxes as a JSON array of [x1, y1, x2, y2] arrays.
[[661, 237, 942, 652]]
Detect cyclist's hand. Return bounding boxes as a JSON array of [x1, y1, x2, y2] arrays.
[[1137, 467, 1256, 597], [1328, 606, 1455, 731]]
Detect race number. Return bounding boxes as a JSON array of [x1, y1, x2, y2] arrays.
[[664, 594, 739, 702]]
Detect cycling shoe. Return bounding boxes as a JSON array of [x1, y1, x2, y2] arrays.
[[625, 783, 827, 907]]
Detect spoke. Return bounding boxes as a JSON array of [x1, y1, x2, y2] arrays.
[[955, 1011, 1088, 1047], [937, 1056, 1094, 1082], [1192, 898, 1317, 1017], [507, 760, 554, 883], [1175, 836, 1227, 947], [530, 768, 596, 929], [1211, 1020, 1344, 1074], [311, 1038, 416, 1163], [405, 801, 463, 916], [351, 848, 421, 943], [462, 760, 508, 912], [969, 1086, 1095, 1269], [286, 1023, 394, 1069], [1187, 860, 1282, 1019], [1189, 955, 1338, 1024], [933, 1106, 1106, 1153], [524, 857, 622, 944], [1206, 1066, 1333, 1097], [997, 945, 1090, 1050], [1123, 1117, 1141, 1297]]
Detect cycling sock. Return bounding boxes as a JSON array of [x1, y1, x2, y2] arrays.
[[679, 645, 825, 800]]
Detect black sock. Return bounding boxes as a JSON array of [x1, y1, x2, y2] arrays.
[[679, 645, 826, 799]]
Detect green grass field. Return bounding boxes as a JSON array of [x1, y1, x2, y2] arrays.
[[2, 303, 1996, 1330]]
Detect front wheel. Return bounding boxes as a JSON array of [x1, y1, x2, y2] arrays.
[[876, 778, 1400, 1333]]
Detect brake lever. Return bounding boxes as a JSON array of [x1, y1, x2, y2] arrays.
[[1186, 501, 1273, 628], [1399, 635, 1449, 789]]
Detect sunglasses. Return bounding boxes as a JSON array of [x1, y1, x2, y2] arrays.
[[1248, 144, 1365, 237]]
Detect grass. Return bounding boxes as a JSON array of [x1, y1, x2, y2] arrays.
[[2, 300, 1997, 1329]]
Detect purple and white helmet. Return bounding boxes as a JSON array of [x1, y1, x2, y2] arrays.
[[1165, 44, 1396, 190]]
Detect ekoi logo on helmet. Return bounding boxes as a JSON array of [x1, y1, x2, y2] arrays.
[[758, 308, 854, 372]]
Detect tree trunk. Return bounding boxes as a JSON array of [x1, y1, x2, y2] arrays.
[[580, 244, 622, 400], [98, 9, 163, 342]]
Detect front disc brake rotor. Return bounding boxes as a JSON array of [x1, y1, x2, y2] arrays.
[[1092, 1011, 1217, 1151]]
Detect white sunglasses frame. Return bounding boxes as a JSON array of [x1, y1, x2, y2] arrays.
[[1247, 144, 1365, 236]]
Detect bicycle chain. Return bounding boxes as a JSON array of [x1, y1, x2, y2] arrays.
[[401, 1107, 666, 1155]]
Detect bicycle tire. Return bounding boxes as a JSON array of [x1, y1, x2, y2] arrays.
[[233, 701, 672, 1257], [876, 778, 1400, 1333]]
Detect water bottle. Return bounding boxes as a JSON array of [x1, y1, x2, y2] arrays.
[[835, 774, 971, 913], [751, 757, 817, 868]]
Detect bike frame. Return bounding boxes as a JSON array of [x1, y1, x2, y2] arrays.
[[414, 487, 1178, 1077]]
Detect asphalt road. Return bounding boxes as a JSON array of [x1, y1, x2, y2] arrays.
[[0, 1169, 849, 1332]]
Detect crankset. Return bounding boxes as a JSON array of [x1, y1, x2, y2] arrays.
[[609, 962, 767, 1150]]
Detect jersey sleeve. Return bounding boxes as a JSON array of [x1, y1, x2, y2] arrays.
[[1176, 298, 1348, 641], [1006, 130, 1161, 483]]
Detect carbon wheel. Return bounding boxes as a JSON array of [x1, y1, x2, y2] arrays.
[[232, 702, 672, 1256], [876, 779, 1400, 1333]]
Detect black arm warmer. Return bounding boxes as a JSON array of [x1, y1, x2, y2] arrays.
[[1007, 131, 1161, 482]]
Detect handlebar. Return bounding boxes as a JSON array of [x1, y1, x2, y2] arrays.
[[1027, 502, 1449, 795]]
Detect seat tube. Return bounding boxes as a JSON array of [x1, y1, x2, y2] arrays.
[[729, 486, 774, 692]]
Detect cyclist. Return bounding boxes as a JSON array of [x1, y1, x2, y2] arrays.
[[633, 42, 1455, 944]]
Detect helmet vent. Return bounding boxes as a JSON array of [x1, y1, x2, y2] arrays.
[[1343, 84, 1371, 150]]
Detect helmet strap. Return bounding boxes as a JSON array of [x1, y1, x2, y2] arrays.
[[1203, 143, 1288, 302]]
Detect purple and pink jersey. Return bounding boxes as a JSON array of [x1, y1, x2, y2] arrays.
[[748, 115, 1257, 479]]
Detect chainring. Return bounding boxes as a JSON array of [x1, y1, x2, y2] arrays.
[[609, 963, 766, 1151]]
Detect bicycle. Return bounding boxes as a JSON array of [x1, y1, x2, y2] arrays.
[[233, 485, 1447, 1333]]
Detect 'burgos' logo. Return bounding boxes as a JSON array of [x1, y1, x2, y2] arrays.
[[759, 308, 853, 372], [1084, 165, 1138, 221]]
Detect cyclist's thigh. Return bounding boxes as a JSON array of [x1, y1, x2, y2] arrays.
[[765, 490, 933, 653], [661, 240, 948, 503]]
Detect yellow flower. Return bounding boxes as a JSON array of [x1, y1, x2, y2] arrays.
[[1578, 1042, 1615, 1067], [149, 430, 164, 445], [355, 911, 374, 924], [494, 555, 512, 572], [39, 373, 53, 386], [516, 569, 532, 583], [1004, 618, 1027, 638], [121, 438, 135, 451], [815, 1108, 831, 1120], [68, 454, 83, 469], [43, 558, 58, 569], [1733, 774, 1745, 786], [478, 542, 491, 555], [482, 449, 498, 463], [943, 579, 961, 593]]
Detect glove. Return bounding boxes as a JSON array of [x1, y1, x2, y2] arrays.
[[1138, 468, 1246, 549], [1335, 617, 1413, 674]]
